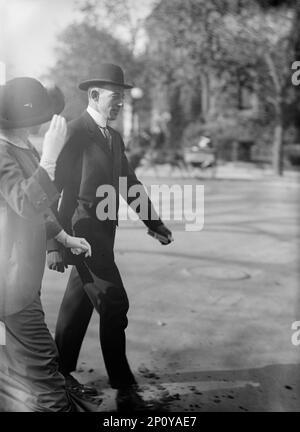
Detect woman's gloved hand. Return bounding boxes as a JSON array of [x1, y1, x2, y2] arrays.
[[40, 115, 67, 179], [55, 230, 92, 258]]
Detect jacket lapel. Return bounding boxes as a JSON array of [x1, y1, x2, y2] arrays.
[[82, 111, 112, 159], [81, 111, 122, 224]]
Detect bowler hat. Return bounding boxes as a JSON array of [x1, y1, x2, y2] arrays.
[[0, 77, 65, 129], [78, 63, 133, 91]]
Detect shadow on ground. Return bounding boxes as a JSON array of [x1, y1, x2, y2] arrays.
[[82, 363, 300, 412]]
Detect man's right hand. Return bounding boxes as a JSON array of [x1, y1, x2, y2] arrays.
[[47, 250, 68, 273], [41, 114, 67, 163], [148, 224, 174, 245]]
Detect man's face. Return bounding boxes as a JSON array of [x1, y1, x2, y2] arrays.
[[95, 84, 124, 121]]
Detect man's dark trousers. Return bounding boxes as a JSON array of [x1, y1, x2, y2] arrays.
[[55, 225, 136, 390]]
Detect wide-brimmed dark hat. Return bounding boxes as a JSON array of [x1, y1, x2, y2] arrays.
[[0, 77, 65, 129], [78, 63, 133, 91]]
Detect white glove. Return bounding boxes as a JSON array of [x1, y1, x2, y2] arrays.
[[55, 230, 92, 258], [40, 115, 67, 178]]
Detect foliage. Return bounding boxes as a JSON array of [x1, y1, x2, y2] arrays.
[[144, 0, 299, 173], [48, 21, 135, 118], [48, 0, 300, 174]]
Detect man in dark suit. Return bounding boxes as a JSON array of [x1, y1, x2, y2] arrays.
[[48, 63, 173, 410]]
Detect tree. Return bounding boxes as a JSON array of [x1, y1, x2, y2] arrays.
[[144, 0, 257, 148], [77, 0, 155, 54], [219, 1, 298, 175], [73, 0, 157, 129], [144, 0, 298, 174], [48, 21, 135, 118]]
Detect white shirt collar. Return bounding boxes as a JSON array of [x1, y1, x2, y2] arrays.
[[87, 106, 107, 128]]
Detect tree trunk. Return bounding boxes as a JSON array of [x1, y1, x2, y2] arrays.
[[272, 116, 284, 176], [200, 72, 210, 122], [263, 53, 284, 176]]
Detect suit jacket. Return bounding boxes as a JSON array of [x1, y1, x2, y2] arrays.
[[54, 111, 161, 280], [0, 132, 62, 316]]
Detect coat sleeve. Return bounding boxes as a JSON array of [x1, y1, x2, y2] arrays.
[[54, 130, 81, 233], [0, 142, 61, 221], [120, 138, 162, 230], [46, 131, 81, 252], [44, 208, 64, 239]]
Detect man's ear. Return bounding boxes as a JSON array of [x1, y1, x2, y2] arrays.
[[91, 90, 99, 101]]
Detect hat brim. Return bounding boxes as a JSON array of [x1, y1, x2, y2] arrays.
[[79, 79, 133, 91], [0, 109, 54, 129], [0, 91, 65, 129]]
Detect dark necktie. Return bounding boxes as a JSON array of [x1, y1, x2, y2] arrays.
[[99, 126, 112, 152]]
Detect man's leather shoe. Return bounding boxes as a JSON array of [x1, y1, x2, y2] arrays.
[[65, 374, 98, 396], [116, 385, 151, 412]]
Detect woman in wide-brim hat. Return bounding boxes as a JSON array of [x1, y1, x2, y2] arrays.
[[0, 77, 97, 412]]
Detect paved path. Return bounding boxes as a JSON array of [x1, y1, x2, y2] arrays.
[[42, 175, 300, 411]]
